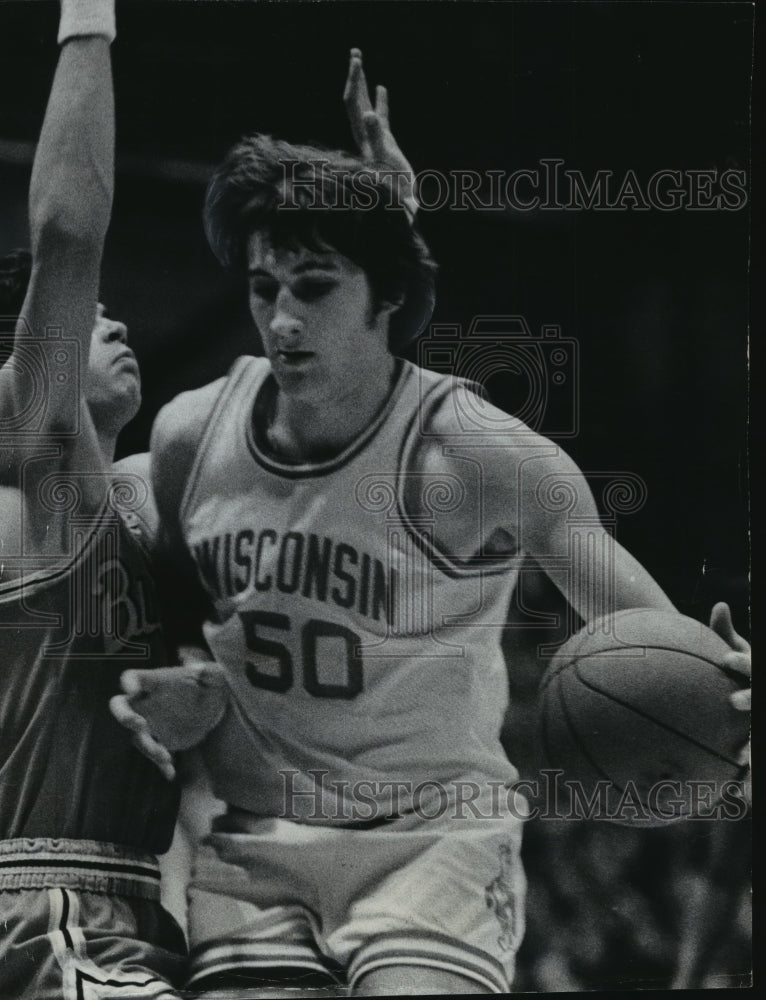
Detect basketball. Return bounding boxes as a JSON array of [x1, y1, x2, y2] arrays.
[[539, 609, 749, 825]]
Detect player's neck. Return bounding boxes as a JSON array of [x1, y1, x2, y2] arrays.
[[96, 427, 118, 467], [268, 355, 398, 462]]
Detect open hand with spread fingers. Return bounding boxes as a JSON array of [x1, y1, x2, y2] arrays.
[[344, 47, 418, 221]]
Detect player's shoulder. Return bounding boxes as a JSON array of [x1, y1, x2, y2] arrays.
[[149, 357, 268, 526], [410, 366, 521, 455], [112, 452, 160, 548], [151, 377, 228, 456], [151, 356, 267, 457], [409, 366, 568, 484], [112, 450, 152, 480]]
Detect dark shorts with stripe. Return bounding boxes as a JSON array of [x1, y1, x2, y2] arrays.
[[0, 839, 186, 1000]]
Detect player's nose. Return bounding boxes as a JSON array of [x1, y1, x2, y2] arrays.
[[103, 318, 129, 344], [270, 303, 303, 342], [96, 304, 129, 344]]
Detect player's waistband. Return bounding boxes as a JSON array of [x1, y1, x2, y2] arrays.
[[217, 804, 399, 833], [0, 838, 161, 899]]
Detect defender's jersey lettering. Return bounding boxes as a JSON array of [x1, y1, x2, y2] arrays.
[[193, 529, 394, 625], [43, 521, 161, 658], [0, 511, 178, 850]]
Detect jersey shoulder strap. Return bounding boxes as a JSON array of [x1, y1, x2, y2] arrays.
[[111, 451, 158, 553], [150, 357, 259, 532], [178, 355, 267, 523]]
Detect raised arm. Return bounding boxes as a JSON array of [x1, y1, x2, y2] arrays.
[[0, 2, 117, 570], [0, 0, 115, 442]]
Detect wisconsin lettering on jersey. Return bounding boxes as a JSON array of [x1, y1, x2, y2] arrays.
[[193, 529, 396, 626]]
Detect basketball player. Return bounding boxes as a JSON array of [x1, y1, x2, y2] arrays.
[[0, 2, 185, 996], [112, 50, 751, 996]]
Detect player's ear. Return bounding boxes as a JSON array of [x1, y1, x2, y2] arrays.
[[371, 298, 403, 322]]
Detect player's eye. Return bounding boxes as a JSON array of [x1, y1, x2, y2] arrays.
[[292, 279, 336, 303], [250, 280, 278, 303]]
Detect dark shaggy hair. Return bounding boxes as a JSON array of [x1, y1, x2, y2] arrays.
[[203, 135, 436, 352], [0, 248, 32, 316], [0, 249, 32, 360]]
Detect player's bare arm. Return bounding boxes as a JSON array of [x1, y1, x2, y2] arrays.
[[407, 397, 750, 742], [0, 40, 112, 443], [510, 443, 674, 617], [410, 387, 751, 739], [382, 39, 749, 756], [109, 378, 230, 774], [0, 4, 190, 994], [0, 31, 114, 565], [407, 400, 674, 618]]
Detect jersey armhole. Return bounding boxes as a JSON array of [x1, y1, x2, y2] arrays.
[[398, 376, 522, 578], [148, 363, 254, 652], [149, 358, 253, 536], [177, 356, 261, 524]]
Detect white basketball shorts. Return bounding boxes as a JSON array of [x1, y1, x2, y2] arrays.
[[186, 780, 528, 993]]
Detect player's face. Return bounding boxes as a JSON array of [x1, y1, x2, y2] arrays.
[[246, 233, 388, 401], [85, 304, 141, 428]]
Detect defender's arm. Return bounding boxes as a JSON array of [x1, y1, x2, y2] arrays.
[[1, 16, 115, 439]]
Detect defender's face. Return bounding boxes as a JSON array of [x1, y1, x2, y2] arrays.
[[246, 233, 387, 400], [85, 304, 141, 426]]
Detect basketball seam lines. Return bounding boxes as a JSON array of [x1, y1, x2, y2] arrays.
[[572, 665, 741, 767], [547, 675, 616, 788], [568, 643, 729, 671], [541, 636, 746, 693]]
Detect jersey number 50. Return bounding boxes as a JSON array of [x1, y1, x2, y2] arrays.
[[240, 610, 363, 700]]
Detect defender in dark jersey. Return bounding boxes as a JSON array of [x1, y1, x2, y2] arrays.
[[0, 3, 183, 997]]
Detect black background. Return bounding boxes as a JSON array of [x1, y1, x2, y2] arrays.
[[0, 0, 752, 628]]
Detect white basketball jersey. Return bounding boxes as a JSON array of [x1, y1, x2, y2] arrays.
[[180, 357, 523, 822]]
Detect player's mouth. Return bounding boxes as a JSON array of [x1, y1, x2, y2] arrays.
[[113, 349, 139, 373], [274, 349, 314, 367]]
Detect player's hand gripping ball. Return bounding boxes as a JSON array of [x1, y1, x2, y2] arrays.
[[539, 608, 750, 825]]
